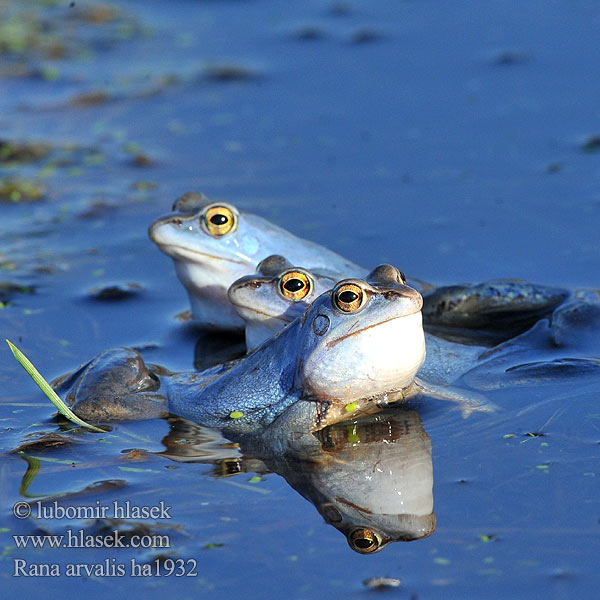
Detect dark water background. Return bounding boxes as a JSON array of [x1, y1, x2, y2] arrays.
[[1, 0, 599, 597]]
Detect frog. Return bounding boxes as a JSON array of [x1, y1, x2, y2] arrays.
[[227, 254, 338, 352], [149, 193, 569, 340], [148, 194, 365, 330], [58, 271, 491, 433], [227, 259, 600, 391], [228, 260, 490, 385]]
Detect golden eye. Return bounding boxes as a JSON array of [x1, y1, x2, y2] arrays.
[[348, 529, 381, 554], [279, 271, 312, 301], [202, 205, 236, 236], [333, 283, 364, 312]]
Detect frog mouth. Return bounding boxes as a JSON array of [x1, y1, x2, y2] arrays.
[[326, 311, 422, 348], [158, 243, 250, 266], [149, 220, 252, 265], [228, 299, 289, 322]]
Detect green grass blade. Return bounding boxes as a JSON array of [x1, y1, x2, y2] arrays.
[[6, 339, 106, 433], [18, 454, 46, 498]]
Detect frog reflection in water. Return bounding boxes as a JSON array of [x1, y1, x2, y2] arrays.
[[158, 408, 435, 554], [149, 193, 569, 339], [59, 270, 489, 433]]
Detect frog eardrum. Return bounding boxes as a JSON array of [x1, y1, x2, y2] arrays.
[[202, 203, 237, 236], [279, 270, 312, 301]]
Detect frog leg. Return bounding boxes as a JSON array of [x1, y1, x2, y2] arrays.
[[413, 377, 498, 417], [61, 348, 168, 422], [51, 360, 95, 398], [422, 280, 570, 343]]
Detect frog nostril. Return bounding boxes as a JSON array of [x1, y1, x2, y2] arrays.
[[171, 218, 183, 226]]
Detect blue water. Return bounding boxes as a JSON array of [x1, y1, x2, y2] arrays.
[[1, 0, 599, 598]]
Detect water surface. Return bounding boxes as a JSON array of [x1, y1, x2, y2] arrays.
[[1, 1, 599, 598]]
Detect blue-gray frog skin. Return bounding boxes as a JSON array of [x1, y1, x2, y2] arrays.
[[421, 279, 570, 342], [228, 260, 600, 392], [149, 193, 567, 338], [148, 194, 365, 331], [228, 261, 488, 386], [228, 254, 338, 352], [66, 276, 426, 433]]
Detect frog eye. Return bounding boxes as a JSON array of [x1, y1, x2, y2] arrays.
[[279, 271, 312, 301], [347, 528, 382, 554], [202, 205, 236, 236], [398, 270, 407, 284], [333, 283, 365, 312]]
